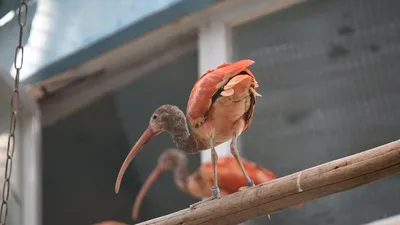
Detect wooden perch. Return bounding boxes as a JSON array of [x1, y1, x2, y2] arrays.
[[136, 139, 400, 225]]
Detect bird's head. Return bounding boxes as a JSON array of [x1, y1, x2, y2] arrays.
[[114, 105, 186, 194], [148, 104, 186, 134], [131, 148, 187, 221]]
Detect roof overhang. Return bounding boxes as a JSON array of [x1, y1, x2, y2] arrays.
[[22, 0, 308, 125]]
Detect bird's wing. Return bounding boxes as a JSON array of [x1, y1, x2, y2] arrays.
[[186, 60, 259, 129], [243, 86, 256, 132], [199, 157, 276, 195]]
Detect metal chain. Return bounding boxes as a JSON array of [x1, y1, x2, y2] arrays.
[[0, 1, 28, 224]]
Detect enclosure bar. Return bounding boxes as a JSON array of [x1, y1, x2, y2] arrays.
[[135, 139, 400, 225]]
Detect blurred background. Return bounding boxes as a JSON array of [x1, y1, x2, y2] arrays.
[[0, 0, 399, 224]]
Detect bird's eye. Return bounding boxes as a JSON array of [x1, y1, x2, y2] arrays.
[[152, 115, 158, 120]]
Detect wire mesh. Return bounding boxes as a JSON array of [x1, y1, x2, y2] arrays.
[[232, 0, 400, 224]]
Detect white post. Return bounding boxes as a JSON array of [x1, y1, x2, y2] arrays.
[[1, 70, 41, 225], [198, 21, 247, 225], [197, 20, 238, 163]]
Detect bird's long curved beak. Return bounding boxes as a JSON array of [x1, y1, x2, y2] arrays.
[[132, 165, 165, 221], [115, 125, 160, 194]]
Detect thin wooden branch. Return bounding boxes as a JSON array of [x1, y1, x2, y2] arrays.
[[134, 139, 400, 225]]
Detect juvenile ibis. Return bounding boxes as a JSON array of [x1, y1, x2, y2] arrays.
[[115, 59, 262, 208]]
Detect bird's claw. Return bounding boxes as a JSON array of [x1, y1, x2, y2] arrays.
[[189, 187, 221, 210], [238, 180, 255, 191], [247, 180, 255, 187], [211, 186, 221, 197]]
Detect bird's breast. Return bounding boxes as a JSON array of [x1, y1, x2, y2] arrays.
[[209, 93, 251, 141], [189, 92, 251, 147]]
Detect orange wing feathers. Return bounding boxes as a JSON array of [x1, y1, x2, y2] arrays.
[[186, 59, 258, 129], [199, 157, 276, 195]]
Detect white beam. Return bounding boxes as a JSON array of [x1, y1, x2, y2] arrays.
[[0, 70, 41, 225], [198, 20, 235, 163], [198, 21, 249, 225]]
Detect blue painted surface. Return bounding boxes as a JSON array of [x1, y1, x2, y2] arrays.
[[18, 0, 184, 80], [0, 0, 19, 19], [22, 0, 217, 85]]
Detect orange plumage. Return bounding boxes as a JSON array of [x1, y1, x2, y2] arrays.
[[186, 60, 259, 125], [186, 157, 276, 198], [192, 158, 302, 211], [131, 149, 301, 221], [186, 59, 261, 147]]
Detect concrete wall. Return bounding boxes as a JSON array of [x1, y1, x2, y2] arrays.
[[42, 94, 135, 225], [232, 0, 400, 224], [41, 50, 200, 225]]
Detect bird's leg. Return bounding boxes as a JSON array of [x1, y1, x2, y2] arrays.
[[231, 134, 271, 219], [189, 136, 221, 210], [210, 137, 221, 198], [230, 133, 255, 190]]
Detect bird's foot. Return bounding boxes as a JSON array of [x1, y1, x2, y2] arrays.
[[189, 187, 221, 210], [266, 214, 271, 220], [238, 180, 255, 191]]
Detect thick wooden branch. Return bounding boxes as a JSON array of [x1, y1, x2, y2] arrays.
[[136, 139, 400, 225]]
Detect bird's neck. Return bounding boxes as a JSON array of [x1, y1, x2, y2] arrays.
[[170, 121, 199, 153], [173, 160, 190, 192]]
